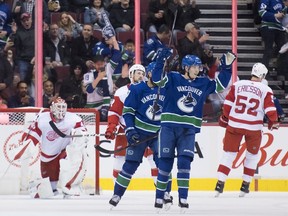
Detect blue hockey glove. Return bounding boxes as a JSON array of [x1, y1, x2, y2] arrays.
[[125, 128, 140, 145], [219, 51, 236, 70], [156, 48, 173, 63], [102, 25, 115, 40]]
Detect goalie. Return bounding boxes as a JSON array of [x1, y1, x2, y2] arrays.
[[21, 97, 88, 198]]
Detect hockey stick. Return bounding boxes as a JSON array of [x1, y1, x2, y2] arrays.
[[0, 108, 45, 180], [49, 120, 124, 138], [152, 7, 178, 120], [94, 134, 158, 155]]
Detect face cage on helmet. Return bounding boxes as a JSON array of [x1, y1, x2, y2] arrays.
[[51, 103, 67, 120]]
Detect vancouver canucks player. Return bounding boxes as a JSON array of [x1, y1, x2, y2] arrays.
[[152, 48, 236, 212]]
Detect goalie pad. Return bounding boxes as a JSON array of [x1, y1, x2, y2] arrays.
[[29, 177, 54, 199], [59, 128, 88, 196]]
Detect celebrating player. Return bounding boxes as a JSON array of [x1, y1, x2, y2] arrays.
[[215, 63, 279, 197], [108, 62, 174, 208], [152, 48, 236, 211], [105, 64, 158, 183], [20, 97, 88, 198]]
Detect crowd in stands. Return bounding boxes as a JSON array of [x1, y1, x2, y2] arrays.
[[0, 0, 287, 122]]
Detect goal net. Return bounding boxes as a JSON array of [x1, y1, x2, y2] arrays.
[[0, 108, 100, 195]]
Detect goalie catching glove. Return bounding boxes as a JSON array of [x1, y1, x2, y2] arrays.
[[218, 115, 228, 128], [219, 51, 237, 70], [125, 127, 140, 145]]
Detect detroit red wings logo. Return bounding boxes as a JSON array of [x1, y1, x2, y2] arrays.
[[3, 131, 40, 167]]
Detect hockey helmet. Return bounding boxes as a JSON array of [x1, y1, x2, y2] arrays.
[[181, 55, 202, 70], [128, 64, 146, 82], [146, 61, 156, 73], [50, 97, 67, 121], [251, 63, 268, 79]]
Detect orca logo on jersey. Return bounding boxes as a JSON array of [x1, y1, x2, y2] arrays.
[[3, 131, 40, 167], [146, 102, 162, 121], [177, 92, 197, 113]]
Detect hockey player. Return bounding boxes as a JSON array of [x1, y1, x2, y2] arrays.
[[108, 62, 170, 208], [105, 64, 158, 182], [21, 97, 88, 198], [152, 48, 236, 211], [215, 63, 279, 197]]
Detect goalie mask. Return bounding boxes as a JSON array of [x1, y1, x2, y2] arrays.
[[251, 62, 268, 79], [128, 64, 146, 83], [50, 97, 67, 121]]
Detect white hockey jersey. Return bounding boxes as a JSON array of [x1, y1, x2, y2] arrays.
[[223, 80, 278, 131], [107, 84, 130, 127], [24, 112, 86, 162]]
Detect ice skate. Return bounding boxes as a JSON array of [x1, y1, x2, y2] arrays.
[[109, 195, 121, 209], [178, 198, 189, 213], [154, 198, 163, 213], [215, 181, 224, 197], [239, 181, 250, 197], [163, 192, 173, 210]]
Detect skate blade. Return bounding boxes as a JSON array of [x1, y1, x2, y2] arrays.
[[180, 207, 187, 214], [164, 203, 172, 211], [239, 191, 247, 197], [214, 191, 221, 197]]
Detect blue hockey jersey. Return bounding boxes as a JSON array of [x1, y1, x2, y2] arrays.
[[152, 63, 232, 133], [123, 81, 165, 135]]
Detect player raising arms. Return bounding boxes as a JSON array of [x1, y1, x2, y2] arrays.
[[215, 63, 279, 197], [21, 97, 88, 198], [152, 48, 236, 212], [105, 64, 158, 183], [109, 62, 174, 208]]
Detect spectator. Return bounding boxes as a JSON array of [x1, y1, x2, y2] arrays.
[[258, 0, 288, 73], [0, 0, 12, 51], [12, 0, 49, 26], [109, 0, 134, 33], [7, 80, 34, 107], [43, 23, 71, 67], [69, 0, 89, 13], [104, 0, 119, 12], [58, 12, 83, 42], [0, 54, 13, 101], [46, 0, 70, 13], [143, 24, 171, 66], [177, 22, 213, 68], [13, 12, 35, 81], [84, 0, 109, 30], [145, 0, 170, 34], [124, 39, 135, 67], [167, 0, 201, 43], [83, 55, 111, 121], [71, 24, 99, 71], [59, 64, 86, 108], [43, 79, 57, 108]]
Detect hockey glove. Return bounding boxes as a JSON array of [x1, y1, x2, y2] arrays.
[[125, 128, 140, 145], [218, 115, 228, 128], [219, 51, 236, 70], [156, 48, 173, 64], [102, 25, 115, 40], [105, 123, 117, 140], [100, 106, 109, 122], [268, 121, 280, 131]]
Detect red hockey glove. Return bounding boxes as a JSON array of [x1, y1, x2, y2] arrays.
[[105, 123, 117, 140], [268, 121, 279, 131], [218, 115, 228, 128]]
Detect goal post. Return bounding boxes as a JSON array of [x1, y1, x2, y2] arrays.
[[0, 108, 100, 195]]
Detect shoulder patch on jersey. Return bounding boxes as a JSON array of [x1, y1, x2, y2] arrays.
[[147, 38, 154, 45]]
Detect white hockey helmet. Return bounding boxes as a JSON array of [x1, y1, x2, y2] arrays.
[[50, 97, 67, 121], [251, 63, 268, 79], [128, 64, 146, 83]]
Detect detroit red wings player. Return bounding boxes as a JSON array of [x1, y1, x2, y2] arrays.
[[21, 97, 88, 198], [105, 64, 158, 183], [215, 63, 279, 197]]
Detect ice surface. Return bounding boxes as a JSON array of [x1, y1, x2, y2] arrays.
[[0, 191, 288, 216]]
